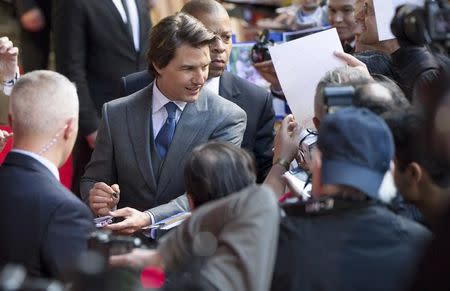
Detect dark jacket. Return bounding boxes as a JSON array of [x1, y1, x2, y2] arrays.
[[53, 0, 151, 136], [0, 152, 94, 278], [271, 199, 431, 291]]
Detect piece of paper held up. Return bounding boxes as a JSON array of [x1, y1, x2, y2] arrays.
[[374, 0, 425, 41], [269, 28, 344, 127]]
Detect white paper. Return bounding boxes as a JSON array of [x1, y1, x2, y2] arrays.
[[269, 28, 344, 127], [374, 0, 425, 41]]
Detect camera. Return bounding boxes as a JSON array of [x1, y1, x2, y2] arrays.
[[391, 0, 450, 52], [88, 230, 142, 259], [251, 29, 274, 63], [323, 85, 355, 114]]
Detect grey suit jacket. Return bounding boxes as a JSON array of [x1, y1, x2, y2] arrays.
[[80, 83, 246, 211], [158, 184, 280, 291]]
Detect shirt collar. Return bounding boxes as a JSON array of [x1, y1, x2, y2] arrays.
[[11, 149, 60, 181], [205, 76, 220, 95], [152, 81, 187, 114]]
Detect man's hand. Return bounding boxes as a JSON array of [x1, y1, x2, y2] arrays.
[[334, 51, 372, 79], [109, 248, 164, 269], [253, 60, 282, 92], [273, 114, 301, 165], [20, 8, 45, 32], [106, 207, 151, 235], [86, 130, 97, 149], [0, 37, 18, 82], [88, 182, 120, 216], [0, 130, 13, 152]]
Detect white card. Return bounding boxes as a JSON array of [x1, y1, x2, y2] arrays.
[[269, 28, 345, 127]]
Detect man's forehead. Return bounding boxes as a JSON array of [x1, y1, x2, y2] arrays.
[[329, 0, 356, 7]]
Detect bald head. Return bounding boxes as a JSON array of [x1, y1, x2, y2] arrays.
[[181, 0, 227, 18], [182, 0, 233, 78], [10, 70, 78, 139]]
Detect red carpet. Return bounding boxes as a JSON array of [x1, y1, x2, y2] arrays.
[[0, 125, 73, 189]]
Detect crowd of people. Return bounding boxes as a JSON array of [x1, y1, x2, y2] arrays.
[[1, 0, 450, 290]]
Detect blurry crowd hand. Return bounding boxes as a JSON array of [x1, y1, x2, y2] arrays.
[[88, 182, 120, 216], [0, 37, 19, 82], [0, 130, 13, 152], [20, 8, 45, 32], [334, 51, 372, 79], [273, 114, 301, 166]]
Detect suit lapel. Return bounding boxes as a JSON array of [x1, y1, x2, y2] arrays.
[[219, 71, 241, 101], [103, 0, 135, 51], [126, 84, 157, 194], [156, 90, 209, 197]]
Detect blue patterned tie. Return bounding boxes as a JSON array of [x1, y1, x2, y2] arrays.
[[155, 102, 178, 159]]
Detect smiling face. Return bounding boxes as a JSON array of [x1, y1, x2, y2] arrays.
[[328, 0, 357, 43], [192, 10, 233, 79], [154, 43, 210, 103], [355, 0, 379, 45]]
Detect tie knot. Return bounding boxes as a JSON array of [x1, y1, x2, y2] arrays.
[[165, 102, 178, 119]]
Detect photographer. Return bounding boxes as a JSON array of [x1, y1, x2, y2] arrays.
[[271, 107, 430, 291]]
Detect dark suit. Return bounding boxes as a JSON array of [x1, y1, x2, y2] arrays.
[[121, 70, 275, 182], [53, 0, 152, 195], [15, 0, 52, 72], [80, 83, 246, 212], [0, 152, 94, 279]]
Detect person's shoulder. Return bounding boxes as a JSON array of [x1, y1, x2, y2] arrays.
[[202, 87, 245, 116], [106, 83, 153, 110], [224, 71, 271, 99]]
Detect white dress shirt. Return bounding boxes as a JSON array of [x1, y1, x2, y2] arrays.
[[11, 149, 60, 181], [112, 0, 140, 51], [152, 83, 187, 140], [204, 76, 220, 95]]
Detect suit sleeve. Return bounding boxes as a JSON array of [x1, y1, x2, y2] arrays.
[[254, 92, 275, 183], [15, 0, 38, 16], [148, 194, 189, 223], [80, 104, 117, 203], [210, 104, 247, 147], [158, 185, 280, 291], [54, 0, 100, 136], [41, 199, 94, 279]]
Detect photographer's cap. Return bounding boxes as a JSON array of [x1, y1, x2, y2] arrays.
[[318, 107, 394, 199]]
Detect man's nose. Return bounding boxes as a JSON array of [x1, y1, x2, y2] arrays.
[[211, 36, 226, 53], [333, 12, 344, 23], [192, 68, 206, 85]]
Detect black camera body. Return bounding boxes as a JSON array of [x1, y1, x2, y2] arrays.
[[88, 230, 142, 259], [251, 29, 273, 63], [323, 86, 355, 114], [391, 0, 450, 51]]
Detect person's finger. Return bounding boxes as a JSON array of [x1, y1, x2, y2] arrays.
[[105, 219, 132, 231], [109, 207, 132, 217], [111, 184, 120, 193], [91, 202, 109, 209], [7, 46, 18, 56], [334, 51, 365, 67], [92, 182, 116, 195]]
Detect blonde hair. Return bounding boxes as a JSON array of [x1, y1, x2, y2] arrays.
[[10, 70, 78, 137]]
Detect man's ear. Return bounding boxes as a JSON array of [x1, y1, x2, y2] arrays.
[[312, 116, 320, 131], [62, 118, 75, 140], [152, 62, 162, 76], [406, 162, 423, 184]]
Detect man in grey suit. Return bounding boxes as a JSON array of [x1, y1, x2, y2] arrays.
[[80, 13, 246, 218]]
